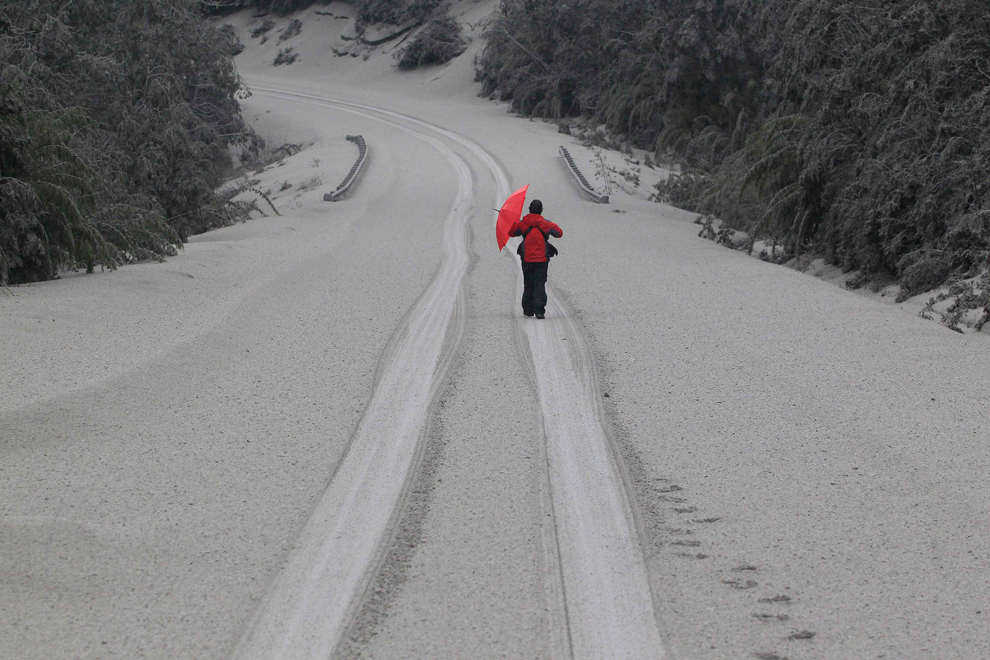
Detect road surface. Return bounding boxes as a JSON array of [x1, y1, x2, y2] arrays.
[[2, 9, 989, 660]]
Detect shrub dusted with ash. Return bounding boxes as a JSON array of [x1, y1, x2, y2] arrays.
[[273, 46, 298, 65], [395, 12, 466, 70]]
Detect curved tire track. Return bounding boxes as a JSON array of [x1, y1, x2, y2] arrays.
[[232, 90, 474, 660]]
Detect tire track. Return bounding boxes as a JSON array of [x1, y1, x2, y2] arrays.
[[515, 280, 668, 659], [244, 88, 667, 659], [232, 91, 474, 660]]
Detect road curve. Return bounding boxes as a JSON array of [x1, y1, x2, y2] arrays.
[[231, 91, 474, 660], [242, 88, 668, 659]]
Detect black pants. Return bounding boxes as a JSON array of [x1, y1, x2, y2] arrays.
[[521, 261, 549, 315]]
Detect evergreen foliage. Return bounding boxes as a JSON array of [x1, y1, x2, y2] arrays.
[[477, 0, 990, 291], [352, 0, 443, 25], [395, 11, 466, 70], [250, 0, 315, 16], [0, 0, 252, 285], [241, 0, 441, 23]]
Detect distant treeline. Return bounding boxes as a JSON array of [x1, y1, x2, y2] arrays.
[[223, 0, 445, 24], [0, 0, 251, 285], [477, 0, 990, 294]]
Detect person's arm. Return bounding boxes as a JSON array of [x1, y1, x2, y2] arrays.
[[508, 221, 523, 237], [542, 219, 563, 238]]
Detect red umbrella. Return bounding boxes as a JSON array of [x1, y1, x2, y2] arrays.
[[495, 184, 529, 251]]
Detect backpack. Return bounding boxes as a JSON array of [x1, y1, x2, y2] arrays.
[[516, 226, 558, 260]]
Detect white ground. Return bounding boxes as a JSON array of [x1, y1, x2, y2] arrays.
[[2, 2, 989, 659]]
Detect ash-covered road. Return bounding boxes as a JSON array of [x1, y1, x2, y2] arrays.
[[3, 7, 989, 659], [230, 87, 667, 660]]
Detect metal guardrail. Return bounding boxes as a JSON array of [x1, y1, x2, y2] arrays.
[[559, 145, 609, 204], [324, 135, 368, 202]]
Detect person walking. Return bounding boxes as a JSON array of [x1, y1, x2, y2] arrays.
[[509, 199, 563, 319]]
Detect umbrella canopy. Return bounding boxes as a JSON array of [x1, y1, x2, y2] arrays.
[[495, 184, 529, 251]]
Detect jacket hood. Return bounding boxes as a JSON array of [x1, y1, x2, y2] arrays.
[[521, 213, 544, 225]]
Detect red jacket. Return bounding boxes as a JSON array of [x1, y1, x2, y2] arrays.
[[509, 214, 563, 263]]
